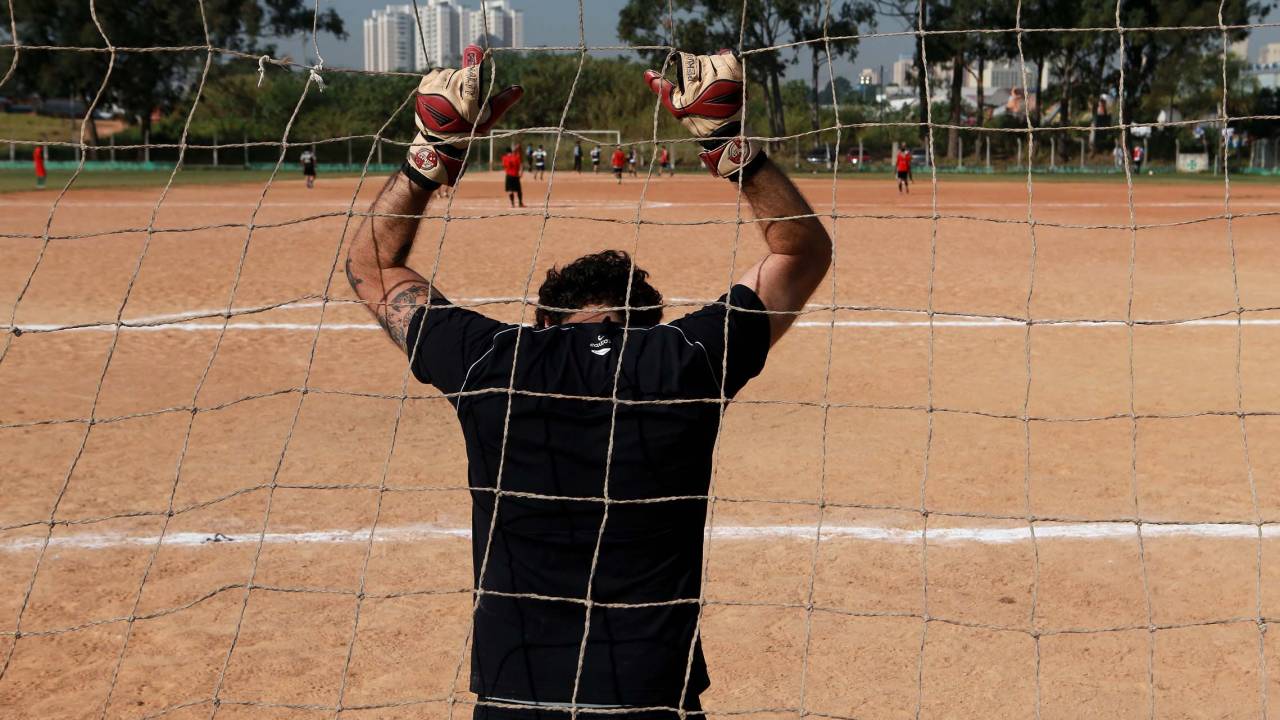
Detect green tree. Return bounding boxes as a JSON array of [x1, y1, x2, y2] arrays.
[[819, 75, 858, 106], [783, 0, 874, 133], [617, 0, 799, 145], [1116, 0, 1267, 122], [925, 0, 974, 158], [872, 0, 930, 140], [0, 0, 343, 143]]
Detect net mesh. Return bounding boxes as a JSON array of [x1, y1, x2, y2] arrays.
[[0, 0, 1277, 717]]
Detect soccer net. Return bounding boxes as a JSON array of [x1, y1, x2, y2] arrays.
[[1, 0, 1277, 717]]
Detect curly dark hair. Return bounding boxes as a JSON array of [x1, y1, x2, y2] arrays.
[[536, 250, 663, 327]]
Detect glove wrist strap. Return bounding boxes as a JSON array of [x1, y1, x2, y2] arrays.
[[401, 160, 442, 192], [728, 149, 767, 182], [698, 136, 763, 180], [405, 135, 466, 188]]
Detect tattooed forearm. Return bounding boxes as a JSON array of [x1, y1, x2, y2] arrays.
[[345, 257, 363, 288], [347, 170, 444, 356], [381, 282, 435, 352]]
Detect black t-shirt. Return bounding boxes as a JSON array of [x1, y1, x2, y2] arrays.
[[406, 285, 771, 708]]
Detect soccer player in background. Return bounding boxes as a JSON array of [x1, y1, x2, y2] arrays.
[[610, 145, 626, 183], [895, 145, 912, 194], [590, 144, 601, 172], [532, 144, 547, 179], [33, 143, 46, 189], [300, 147, 317, 189], [659, 144, 673, 176], [573, 141, 583, 173], [346, 47, 830, 720], [501, 143, 524, 208], [627, 146, 638, 176], [1132, 144, 1145, 174]]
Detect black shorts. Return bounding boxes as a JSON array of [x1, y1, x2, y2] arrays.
[[535, 164, 546, 171], [612, 167, 623, 176], [505, 175, 522, 193], [896, 170, 909, 181], [304, 165, 316, 177]]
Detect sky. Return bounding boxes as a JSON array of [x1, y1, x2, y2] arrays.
[[300, 0, 917, 80], [301, 0, 1280, 80]]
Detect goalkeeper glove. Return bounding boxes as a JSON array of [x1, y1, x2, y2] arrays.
[[644, 50, 764, 180], [403, 45, 523, 190]]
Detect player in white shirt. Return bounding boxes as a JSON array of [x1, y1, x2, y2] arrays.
[[532, 145, 548, 180]]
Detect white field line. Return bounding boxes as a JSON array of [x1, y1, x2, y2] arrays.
[[4, 199, 1280, 210], [2, 522, 1275, 553], [11, 298, 1280, 334], [0, 200, 676, 210], [8, 318, 1280, 333]]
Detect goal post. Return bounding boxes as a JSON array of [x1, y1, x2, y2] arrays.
[[486, 128, 620, 170]]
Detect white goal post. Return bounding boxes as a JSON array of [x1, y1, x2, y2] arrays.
[[485, 128, 621, 170]]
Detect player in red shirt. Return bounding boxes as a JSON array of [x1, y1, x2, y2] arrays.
[[659, 145, 673, 177], [33, 144, 47, 189], [611, 146, 626, 184], [895, 147, 912, 194], [502, 144, 524, 207]]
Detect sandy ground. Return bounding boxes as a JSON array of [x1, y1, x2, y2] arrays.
[[2, 169, 1280, 719]]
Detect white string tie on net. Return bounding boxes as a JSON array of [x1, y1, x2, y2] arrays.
[[310, 61, 326, 92], [256, 54, 269, 88]]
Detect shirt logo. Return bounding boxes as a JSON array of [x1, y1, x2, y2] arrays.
[[589, 334, 612, 356]]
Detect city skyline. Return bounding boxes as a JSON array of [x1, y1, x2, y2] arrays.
[[303, 1, 1280, 85], [362, 0, 524, 73]]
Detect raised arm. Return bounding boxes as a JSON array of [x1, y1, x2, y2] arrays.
[[347, 46, 522, 352], [734, 159, 831, 344], [645, 50, 831, 344], [346, 171, 442, 351]]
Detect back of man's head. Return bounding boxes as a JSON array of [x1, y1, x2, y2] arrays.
[[536, 250, 663, 327]]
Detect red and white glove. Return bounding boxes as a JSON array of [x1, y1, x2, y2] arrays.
[[403, 45, 523, 189], [644, 50, 764, 180]]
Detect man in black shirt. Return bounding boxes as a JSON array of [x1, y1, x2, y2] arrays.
[[347, 48, 830, 719]]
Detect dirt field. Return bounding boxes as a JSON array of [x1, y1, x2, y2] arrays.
[[2, 167, 1280, 719]]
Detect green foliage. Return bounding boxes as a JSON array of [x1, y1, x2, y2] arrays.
[[819, 76, 860, 106], [0, 0, 343, 135], [617, 0, 875, 141], [490, 52, 683, 141], [134, 53, 700, 167]]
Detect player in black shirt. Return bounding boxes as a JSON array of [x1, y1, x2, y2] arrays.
[[347, 48, 830, 720]]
